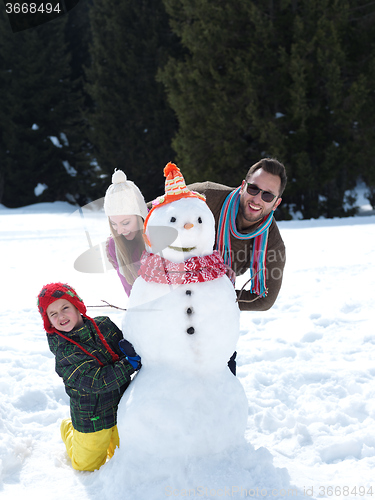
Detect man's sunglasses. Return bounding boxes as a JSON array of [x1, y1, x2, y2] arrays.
[[244, 182, 278, 203]]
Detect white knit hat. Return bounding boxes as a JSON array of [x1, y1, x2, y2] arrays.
[[104, 170, 148, 219]]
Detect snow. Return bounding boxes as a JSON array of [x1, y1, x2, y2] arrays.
[[34, 183, 48, 197], [1, 200, 375, 500], [48, 136, 63, 148], [60, 133, 69, 147], [62, 160, 77, 177], [352, 181, 374, 215]]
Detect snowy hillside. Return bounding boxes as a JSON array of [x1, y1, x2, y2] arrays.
[[1, 200, 374, 500]]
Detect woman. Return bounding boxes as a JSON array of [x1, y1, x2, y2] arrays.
[[104, 170, 148, 296]]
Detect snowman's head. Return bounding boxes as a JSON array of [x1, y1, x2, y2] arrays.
[[144, 197, 215, 262], [143, 162, 216, 262]]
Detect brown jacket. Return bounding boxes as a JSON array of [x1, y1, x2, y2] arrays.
[[188, 181, 286, 311]]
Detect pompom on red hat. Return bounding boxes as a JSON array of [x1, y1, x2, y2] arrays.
[[37, 283, 119, 364]]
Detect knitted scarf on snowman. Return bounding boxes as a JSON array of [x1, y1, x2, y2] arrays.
[[139, 250, 227, 285], [216, 187, 273, 297]]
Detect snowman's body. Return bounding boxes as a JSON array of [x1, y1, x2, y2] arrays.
[[117, 196, 248, 458]]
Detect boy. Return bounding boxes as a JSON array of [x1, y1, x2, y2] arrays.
[[37, 282, 140, 471]]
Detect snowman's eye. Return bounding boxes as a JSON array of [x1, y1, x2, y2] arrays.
[[198, 217, 202, 224], [170, 217, 176, 223]]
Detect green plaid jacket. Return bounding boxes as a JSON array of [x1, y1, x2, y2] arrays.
[[47, 316, 135, 433]]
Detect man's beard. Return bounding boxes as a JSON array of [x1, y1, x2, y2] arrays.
[[238, 198, 269, 226]]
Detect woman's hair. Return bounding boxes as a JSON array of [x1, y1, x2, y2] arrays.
[[109, 215, 145, 286]]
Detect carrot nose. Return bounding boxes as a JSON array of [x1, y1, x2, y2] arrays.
[[184, 223, 194, 230]]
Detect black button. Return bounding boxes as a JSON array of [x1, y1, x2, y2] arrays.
[[186, 307, 193, 314], [187, 327, 195, 335], [186, 290, 192, 295]]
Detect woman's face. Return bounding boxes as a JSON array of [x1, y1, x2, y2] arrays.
[[109, 215, 140, 240]]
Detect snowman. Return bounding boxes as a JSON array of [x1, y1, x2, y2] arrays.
[[111, 163, 248, 463]]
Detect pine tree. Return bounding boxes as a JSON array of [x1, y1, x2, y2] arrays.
[[0, 11, 95, 208], [159, 0, 283, 187], [159, 0, 375, 218], [280, 0, 374, 217], [346, 0, 375, 208], [86, 0, 178, 201], [64, 0, 101, 203]]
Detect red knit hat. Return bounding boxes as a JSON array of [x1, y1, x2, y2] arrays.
[[37, 283, 119, 364], [37, 282, 86, 333]]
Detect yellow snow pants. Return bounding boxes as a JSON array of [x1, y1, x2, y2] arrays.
[[60, 418, 119, 472]]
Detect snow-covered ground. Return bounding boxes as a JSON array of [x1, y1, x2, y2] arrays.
[[1, 195, 374, 500]]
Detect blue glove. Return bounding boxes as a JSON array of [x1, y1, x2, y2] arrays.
[[126, 355, 142, 371], [119, 339, 137, 357], [119, 339, 141, 370]]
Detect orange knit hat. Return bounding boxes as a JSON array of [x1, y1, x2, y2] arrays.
[[143, 163, 206, 242]]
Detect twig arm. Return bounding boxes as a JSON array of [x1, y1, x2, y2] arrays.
[[87, 300, 127, 311]]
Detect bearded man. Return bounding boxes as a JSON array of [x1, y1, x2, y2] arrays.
[[188, 158, 287, 315]]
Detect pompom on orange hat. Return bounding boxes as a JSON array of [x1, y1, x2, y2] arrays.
[[143, 162, 206, 246]]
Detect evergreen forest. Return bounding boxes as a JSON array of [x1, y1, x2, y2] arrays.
[[1, 0, 375, 219]]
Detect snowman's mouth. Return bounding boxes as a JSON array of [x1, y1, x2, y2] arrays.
[[168, 245, 196, 252]]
